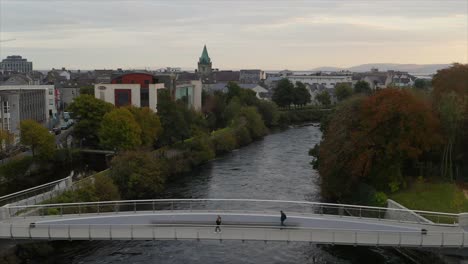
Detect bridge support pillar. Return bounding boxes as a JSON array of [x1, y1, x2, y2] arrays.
[[458, 213, 468, 227]]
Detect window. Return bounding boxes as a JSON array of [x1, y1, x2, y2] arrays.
[[3, 118, 9, 131], [3, 101, 9, 114], [48, 89, 53, 95], [114, 89, 132, 107], [100, 91, 105, 100], [49, 99, 54, 105]]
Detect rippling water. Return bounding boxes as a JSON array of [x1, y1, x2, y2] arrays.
[[51, 125, 410, 264]]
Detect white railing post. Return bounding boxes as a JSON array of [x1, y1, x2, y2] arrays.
[[152, 201, 155, 213]]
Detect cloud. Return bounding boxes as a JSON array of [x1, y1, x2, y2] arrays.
[[0, 0, 466, 69]]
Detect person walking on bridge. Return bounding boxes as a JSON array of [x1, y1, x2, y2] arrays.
[[215, 215, 222, 233], [280, 211, 287, 226]]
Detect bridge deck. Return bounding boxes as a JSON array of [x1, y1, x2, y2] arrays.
[[1, 211, 465, 247]]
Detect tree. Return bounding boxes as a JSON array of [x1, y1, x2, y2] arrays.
[[272, 78, 295, 108], [79, 85, 94, 95], [202, 91, 227, 130], [432, 63, 468, 179], [99, 108, 142, 150], [67, 95, 114, 147], [127, 106, 162, 148], [255, 100, 279, 127], [226, 81, 241, 102], [335, 83, 353, 101], [438, 92, 465, 180], [157, 89, 190, 145], [318, 89, 441, 200], [109, 150, 168, 199], [414, 79, 429, 90], [354, 80, 371, 95], [0, 129, 14, 158], [293, 81, 311, 107], [234, 106, 268, 140], [315, 90, 331, 106], [20, 120, 55, 160]]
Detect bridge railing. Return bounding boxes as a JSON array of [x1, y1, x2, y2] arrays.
[[0, 176, 73, 207], [2, 223, 467, 247], [2, 199, 459, 226]]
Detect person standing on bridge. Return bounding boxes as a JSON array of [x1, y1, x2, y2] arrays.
[[280, 211, 287, 226], [215, 215, 222, 233]]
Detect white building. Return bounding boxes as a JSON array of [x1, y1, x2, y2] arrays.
[[94, 83, 165, 112], [0, 85, 57, 143], [286, 75, 352, 89], [174, 80, 202, 110]]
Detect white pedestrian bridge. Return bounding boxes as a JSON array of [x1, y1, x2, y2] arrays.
[[0, 199, 467, 248]]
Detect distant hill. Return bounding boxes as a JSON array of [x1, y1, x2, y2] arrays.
[[312, 63, 451, 75]]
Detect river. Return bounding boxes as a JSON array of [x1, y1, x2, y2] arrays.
[[49, 125, 411, 263]]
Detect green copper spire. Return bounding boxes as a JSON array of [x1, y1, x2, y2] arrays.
[[199, 45, 211, 64]]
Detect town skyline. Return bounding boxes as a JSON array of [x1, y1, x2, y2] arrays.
[[1, 0, 467, 70]]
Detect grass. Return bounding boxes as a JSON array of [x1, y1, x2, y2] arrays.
[[390, 181, 468, 214]]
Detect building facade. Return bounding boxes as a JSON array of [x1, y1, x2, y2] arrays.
[[0, 56, 33, 73], [239, 69, 265, 84], [285, 75, 352, 89], [0, 85, 57, 143]]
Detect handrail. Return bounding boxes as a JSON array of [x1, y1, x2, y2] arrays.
[[5, 198, 459, 218], [14, 223, 463, 235], [0, 177, 70, 202]]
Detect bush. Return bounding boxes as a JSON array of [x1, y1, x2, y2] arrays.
[[373, 192, 388, 207], [187, 133, 215, 165], [110, 151, 168, 199], [234, 126, 252, 146], [212, 130, 238, 154]]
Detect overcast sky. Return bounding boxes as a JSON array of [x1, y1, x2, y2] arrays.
[[0, 0, 467, 70]]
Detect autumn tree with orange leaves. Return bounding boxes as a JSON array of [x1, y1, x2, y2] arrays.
[[318, 89, 441, 201]]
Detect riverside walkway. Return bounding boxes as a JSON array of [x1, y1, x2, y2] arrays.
[[0, 199, 466, 247]]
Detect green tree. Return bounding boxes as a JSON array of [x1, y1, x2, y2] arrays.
[[432, 63, 468, 179], [109, 150, 168, 199], [67, 95, 114, 147], [438, 92, 465, 180], [226, 81, 242, 102], [255, 100, 279, 127], [335, 83, 353, 101], [20, 120, 55, 160], [0, 129, 14, 158], [315, 90, 331, 106], [157, 89, 191, 146], [414, 79, 429, 90], [293, 81, 311, 107], [99, 108, 142, 150], [354, 80, 371, 95], [128, 106, 162, 148], [272, 78, 295, 108], [79, 85, 94, 95], [234, 107, 268, 140]]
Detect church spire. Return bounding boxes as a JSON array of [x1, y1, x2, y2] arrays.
[[199, 45, 211, 64]]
